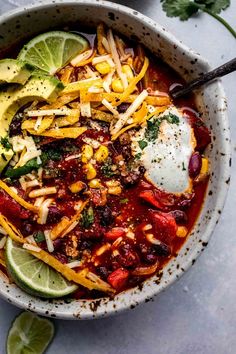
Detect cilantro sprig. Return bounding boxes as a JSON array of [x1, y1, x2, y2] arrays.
[[161, 0, 236, 39]]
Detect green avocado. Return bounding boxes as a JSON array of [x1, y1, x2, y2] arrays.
[[0, 59, 35, 85], [0, 75, 64, 173]]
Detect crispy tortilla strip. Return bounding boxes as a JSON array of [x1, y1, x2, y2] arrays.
[[41, 93, 79, 110], [97, 23, 106, 55], [51, 111, 80, 128], [0, 181, 38, 213], [91, 108, 113, 122], [62, 78, 103, 94], [27, 127, 87, 139], [51, 200, 88, 240], [0, 214, 114, 293], [111, 57, 149, 106], [60, 66, 74, 85], [78, 91, 171, 106], [22, 116, 54, 134]]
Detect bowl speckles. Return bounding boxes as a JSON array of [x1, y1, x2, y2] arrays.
[[0, 0, 231, 320]]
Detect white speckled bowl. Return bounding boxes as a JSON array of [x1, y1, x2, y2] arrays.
[[0, 0, 231, 320]]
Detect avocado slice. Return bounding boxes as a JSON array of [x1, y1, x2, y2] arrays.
[[0, 59, 35, 85], [0, 75, 64, 173]]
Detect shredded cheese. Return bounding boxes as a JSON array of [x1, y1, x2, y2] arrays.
[[23, 243, 41, 253], [80, 102, 91, 117], [102, 99, 119, 116], [107, 29, 128, 89], [102, 37, 111, 53], [71, 49, 93, 66], [38, 198, 54, 225], [27, 108, 72, 117], [66, 260, 82, 269], [92, 54, 111, 65], [103, 69, 115, 93], [111, 90, 148, 135], [29, 187, 57, 198], [0, 226, 7, 236], [0, 236, 6, 249], [44, 230, 54, 253]]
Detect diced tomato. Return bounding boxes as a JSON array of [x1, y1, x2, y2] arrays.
[[148, 210, 177, 244], [139, 189, 174, 209], [139, 190, 163, 209], [105, 227, 126, 241], [0, 191, 30, 221], [108, 268, 129, 290]]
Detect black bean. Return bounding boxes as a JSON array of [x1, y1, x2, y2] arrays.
[[98, 206, 114, 226], [153, 241, 171, 257], [47, 206, 63, 224], [117, 103, 130, 113], [22, 222, 33, 236], [170, 210, 188, 224]]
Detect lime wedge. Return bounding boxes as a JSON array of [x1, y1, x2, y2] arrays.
[[5, 238, 78, 298], [7, 311, 54, 354], [18, 31, 89, 75]]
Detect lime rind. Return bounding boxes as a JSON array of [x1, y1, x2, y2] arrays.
[[6, 238, 78, 298], [18, 31, 89, 75], [7, 311, 54, 354]]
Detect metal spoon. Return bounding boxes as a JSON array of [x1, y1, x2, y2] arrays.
[[170, 57, 236, 99]]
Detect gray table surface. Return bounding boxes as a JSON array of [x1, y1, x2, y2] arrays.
[[0, 1, 236, 353]]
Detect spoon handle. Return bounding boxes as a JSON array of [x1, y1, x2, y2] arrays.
[[171, 57, 236, 99]]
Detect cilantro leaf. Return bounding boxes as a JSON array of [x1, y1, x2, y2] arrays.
[[162, 0, 198, 20], [161, 0, 235, 39], [138, 140, 148, 150], [196, 0, 230, 14]]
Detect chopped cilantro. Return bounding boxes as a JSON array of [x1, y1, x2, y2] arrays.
[[134, 153, 142, 160], [33, 231, 45, 243], [0, 136, 12, 151], [138, 140, 148, 150], [120, 198, 129, 204], [81, 207, 94, 229], [182, 162, 186, 171], [166, 113, 180, 125], [145, 113, 180, 142], [101, 159, 116, 177]]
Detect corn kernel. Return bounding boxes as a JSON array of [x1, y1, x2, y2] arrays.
[[88, 179, 102, 188], [105, 179, 120, 188], [69, 181, 86, 193], [112, 78, 124, 93], [176, 226, 188, 238], [84, 163, 97, 180], [200, 157, 209, 175], [94, 145, 109, 163], [122, 64, 134, 81], [81, 144, 94, 163], [95, 61, 111, 75], [108, 186, 122, 195]]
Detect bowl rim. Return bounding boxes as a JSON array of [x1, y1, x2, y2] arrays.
[[0, 0, 231, 320]]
